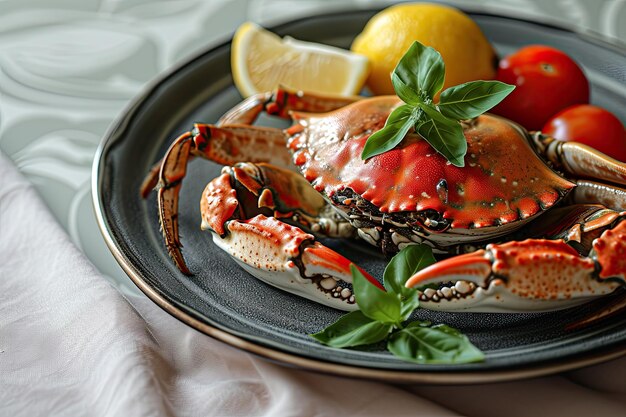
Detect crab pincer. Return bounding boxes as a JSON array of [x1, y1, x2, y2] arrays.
[[200, 162, 381, 309], [406, 212, 626, 312]]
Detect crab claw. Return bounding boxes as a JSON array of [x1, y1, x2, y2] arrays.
[[201, 162, 380, 310], [406, 239, 623, 313], [209, 215, 381, 310]]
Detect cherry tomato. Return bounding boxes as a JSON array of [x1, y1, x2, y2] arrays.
[[492, 45, 589, 130], [543, 105, 626, 162]]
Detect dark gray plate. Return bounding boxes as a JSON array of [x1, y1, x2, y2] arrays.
[[93, 9, 626, 383]]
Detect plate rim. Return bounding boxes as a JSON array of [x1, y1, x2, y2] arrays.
[[92, 8, 626, 384]]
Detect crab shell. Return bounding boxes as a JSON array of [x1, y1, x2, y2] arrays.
[[286, 97, 575, 250]]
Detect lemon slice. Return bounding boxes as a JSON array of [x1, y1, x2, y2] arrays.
[[232, 22, 369, 97]]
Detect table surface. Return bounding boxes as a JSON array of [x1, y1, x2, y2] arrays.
[[1, 0, 624, 340]]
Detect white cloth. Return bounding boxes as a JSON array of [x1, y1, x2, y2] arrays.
[[2, 152, 626, 416]]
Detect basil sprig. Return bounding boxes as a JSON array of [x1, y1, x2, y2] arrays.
[[311, 245, 484, 364], [361, 41, 515, 167]]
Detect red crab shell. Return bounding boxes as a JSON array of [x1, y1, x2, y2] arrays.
[[286, 96, 575, 229]]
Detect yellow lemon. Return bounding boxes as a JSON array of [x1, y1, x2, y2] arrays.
[[232, 22, 369, 97], [351, 3, 496, 95]]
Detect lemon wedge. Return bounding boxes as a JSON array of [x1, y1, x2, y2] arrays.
[[232, 22, 369, 97]]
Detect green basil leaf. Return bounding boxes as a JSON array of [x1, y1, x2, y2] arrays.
[[391, 72, 423, 106], [310, 310, 393, 348], [383, 245, 437, 296], [351, 265, 402, 324], [399, 290, 420, 321], [416, 104, 467, 167], [361, 104, 417, 160], [393, 41, 445, 101], [388, 322, 485, 364], [438, 81, 516, 120], [383, 245, 437, 321]]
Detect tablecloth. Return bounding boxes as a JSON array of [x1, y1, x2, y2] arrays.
[[2, 1, 626, 416]]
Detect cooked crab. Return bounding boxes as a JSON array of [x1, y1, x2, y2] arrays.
[[141, 88, 626, 312]]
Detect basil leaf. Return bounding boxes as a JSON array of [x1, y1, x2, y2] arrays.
[[439, 81, 516, 120], [391, 72, 423, 106], [358, 40, 514, 166], [399, 290, 420, 321], [311, 310, 393, 348], [416, 104, 467, 167], [394, 41, 445, 100], [383, 245, 437, 320], [361, 104, 416, 160], [383, 245, 437, 296], [351, 265, 402, 324], [388, 322, 485, 364]]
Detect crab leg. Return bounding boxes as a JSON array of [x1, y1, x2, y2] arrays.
[[141, 88, 362, 197], [217, 92, 273, 125], [218, 87, 362, 125], [568, 179, 626, 211], [532, 133, 626, 187], [157, 132, 193, 273], [140, 93, 274, 196], [145, 125, 292, 271], [405, 211, 626, 313], [140, 123, 292, 197], [201, 162, 378, 310]]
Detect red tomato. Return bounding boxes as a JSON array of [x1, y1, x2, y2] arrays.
[[543, 105, 626, 162], [492, 45, 589, 130]]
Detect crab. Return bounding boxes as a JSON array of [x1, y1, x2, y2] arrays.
[[141, 88, 626, 313]]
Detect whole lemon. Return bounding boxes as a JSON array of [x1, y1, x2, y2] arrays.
[[352, 3, 497, 95]]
